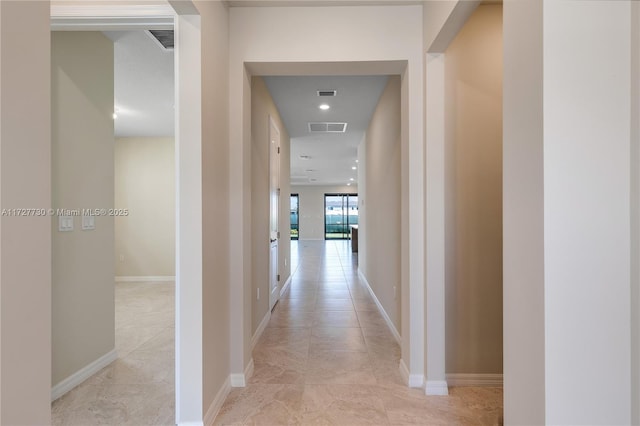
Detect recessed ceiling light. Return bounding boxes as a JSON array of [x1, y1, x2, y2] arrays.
[[319, 104, 330, 110], [347, 183, 351, 186], [350, 178, 355, 181], [113, 113, 118, 119], [355, 159, 359, 163], [352, 166, 357, 170]]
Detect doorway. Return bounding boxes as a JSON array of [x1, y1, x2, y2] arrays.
[[269, 116, 281, 311], [324, 193, 359, 240]]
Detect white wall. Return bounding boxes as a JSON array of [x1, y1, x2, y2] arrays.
[[361, 76, 401, 332], [251, 76, 291, 333], [0, 2, 51, 424], [504, 1, 635, 423], [51, 31, 115, 388], [291, 185, 357, 241], [229, 5, 425, 381], [195, 1, 231, 421], [444, 4, 503, 375], [115, 137, 175, 278]]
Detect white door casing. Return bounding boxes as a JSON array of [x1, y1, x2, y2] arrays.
[[269, 116, 281, 311]]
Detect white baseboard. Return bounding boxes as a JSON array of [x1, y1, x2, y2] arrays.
[[177, 423, 203, 426], [357, 269, 401, 344], [280, 275, 292, 296], [446, 373, 503, 387], [252, 311, 271, 349], [399, 359, 410, 385], [115, 275, 175, 283], [203, 376, 231, 426], [230, 358, 254, 387], [425, 380, 449, 395], [51, 349, 118, 401], [409, 373, 425, 388]]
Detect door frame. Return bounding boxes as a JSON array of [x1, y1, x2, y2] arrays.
[[50, 3, 203, 423], [268, 115, 281, 310]]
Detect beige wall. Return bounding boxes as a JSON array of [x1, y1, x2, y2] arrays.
[[198, 0, 231, 417], [51, 32, 115, 386], [251, 76, 291, 334], [360, 76, 401, 332], [291, 185, 357, 241], [444, 4, 503, 375], [0, 2, 52, 424], [115, 137, 175, 277]]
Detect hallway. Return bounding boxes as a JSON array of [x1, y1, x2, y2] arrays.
[[214, 240, 503, 425]]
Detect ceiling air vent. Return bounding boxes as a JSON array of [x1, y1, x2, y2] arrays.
[[317, 90, 337, 97], [147, 30, 174, 51], [308, 122, 348, 133]]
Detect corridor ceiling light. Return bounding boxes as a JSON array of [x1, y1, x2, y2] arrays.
[[355, 159, 359, 163], [352, 166, 357, 170], [350, 178, 355, 181], [347, 183, 351, 186], [319, 104, 330, 110]]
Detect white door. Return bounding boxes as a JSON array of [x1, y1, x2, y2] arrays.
[[269, 117, 281, 311]]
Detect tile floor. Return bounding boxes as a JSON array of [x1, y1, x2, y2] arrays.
[[214, 240, 503, 425], [51, 281, 175, 426], [51, 240, 502, 426]]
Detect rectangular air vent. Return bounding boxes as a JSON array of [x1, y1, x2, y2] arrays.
[[308, 122, 348, 133], [147, 30, 174, 51], [317, 90, 337, 97]]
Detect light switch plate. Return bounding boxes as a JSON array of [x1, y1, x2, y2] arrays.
[[58, 215, 74, 232], [82, 215, 95, 231]]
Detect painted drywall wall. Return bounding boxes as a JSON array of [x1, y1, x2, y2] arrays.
[[543, 2, 632, 423], [503, 0, 545, 423], [444, 4, 503, 375], [632, 4, 640, 424], [290, 185, 358, 241], [360, 76, 401, 332], [0, 2, 51, 424], [197, 0, 231, 419], [251, 76, 291, 334], [115, 137, 175, 278], [229, 4, 425, 379], [51, 32, 115, 387]]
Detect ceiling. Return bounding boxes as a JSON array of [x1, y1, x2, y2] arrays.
[[103, 30, 174, 138], [263, 75, 388, 187], [104, 31, 388, 187]]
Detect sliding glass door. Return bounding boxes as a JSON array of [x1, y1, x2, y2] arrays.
[[290, 194, 299, 240], [324, 193, 358, 240]]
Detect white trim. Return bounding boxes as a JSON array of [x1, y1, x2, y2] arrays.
[[399, 358, 424, 389], [399, 359, 410, 385], [446, 373, 504, 387], [425, 380, 449, 396], [230, 358, 255, 387], [51, 349, 118, 401], [357, 269, 401, 344], [203, 376, 231, 426], [115, 275, 175, 283], [50, 4, 175, 31], [177, 423, 203, 426], [408, 373, 425, 388], [280, 275, 292, 296], [251, 311, 271, 349]]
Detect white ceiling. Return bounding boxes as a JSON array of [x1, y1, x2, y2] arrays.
[[103, 30, 174, 138], [263, 75, 388, 186], [103, 31, 388, 186]]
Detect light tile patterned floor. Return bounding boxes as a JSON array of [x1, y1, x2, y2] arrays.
[[51, 281, 175, 426], [51, 240, 502, 425], [214, 240, 503, 426]]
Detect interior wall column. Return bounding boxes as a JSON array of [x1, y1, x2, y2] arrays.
[[0, 1, 52, 424], [424, 52, 448, 395], [504, 0, 634, 423]]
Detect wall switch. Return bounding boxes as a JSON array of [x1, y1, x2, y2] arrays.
[[393, 285, 397, 300], [58, 215, 74, 232], [119, 254, 125, 262], [257, 288, 260, 300], [82, 215, 95, 230]]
